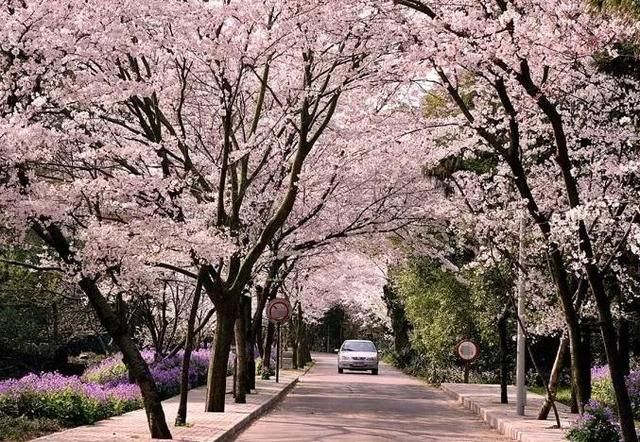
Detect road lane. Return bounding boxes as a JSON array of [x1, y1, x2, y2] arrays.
[[235, 353, 506, 441]]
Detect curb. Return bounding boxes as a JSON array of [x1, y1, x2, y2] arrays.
[[214, 362, 313, 441], [440, 384, 568, 442]]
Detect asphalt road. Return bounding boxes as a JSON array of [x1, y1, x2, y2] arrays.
[[234, 353, 506, 441]]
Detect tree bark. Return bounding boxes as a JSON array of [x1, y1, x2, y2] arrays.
[[244, 294, 256, 392], [205, 308, 236, 412], [79, 278, 172, 439], [234, 296, 249, 404], [582, 252, 637, 442], [263, 321, 276, 369], [296, 304, 305, 369], [175, 271, 204, 426], [619, 317, 631, 376], [539, 333, 569, 420]]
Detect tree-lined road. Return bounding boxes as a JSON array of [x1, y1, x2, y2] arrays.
[[235, 354, 505, 441]]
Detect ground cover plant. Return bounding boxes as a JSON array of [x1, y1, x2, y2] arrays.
[[0, 349, 210, 440]]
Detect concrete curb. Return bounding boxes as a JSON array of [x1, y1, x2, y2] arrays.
[[214, 362, 313, 441], [440, 383, 571, 442]]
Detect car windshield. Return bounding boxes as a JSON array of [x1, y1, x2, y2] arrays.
[[341, 341, 376, 352]]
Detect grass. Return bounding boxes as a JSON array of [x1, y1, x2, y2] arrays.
[[0, 416, 62, 441], [529, 385, 573, 407]]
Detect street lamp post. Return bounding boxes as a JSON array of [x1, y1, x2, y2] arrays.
[[516, 215, 527, 415]]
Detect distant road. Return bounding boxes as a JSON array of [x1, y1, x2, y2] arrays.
[[234, 352, 506, 441]]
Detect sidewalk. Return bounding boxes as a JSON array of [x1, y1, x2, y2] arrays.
[[441, 383, 577, 442], [35, 370, 304, 442]]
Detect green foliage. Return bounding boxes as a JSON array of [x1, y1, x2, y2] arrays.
[[0, 243, 101, 378], [255, 357, 275, 380], [394, 258, 472, 366], [530, 385, 573, 407], [388, 257, 512, 383], [83, 361, 128, 385], [0, 416, 61, 441], [590, 0, 640, 16], [0, 389, 141, 427], [592, 377, 618, 413]]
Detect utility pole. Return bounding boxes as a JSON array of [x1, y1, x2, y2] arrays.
[[516, 215, 527, 415]]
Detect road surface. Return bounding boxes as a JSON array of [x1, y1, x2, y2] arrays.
[[235, 353, 506, 441]]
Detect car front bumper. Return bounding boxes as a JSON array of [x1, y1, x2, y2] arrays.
[[338, 361, 378, 370]]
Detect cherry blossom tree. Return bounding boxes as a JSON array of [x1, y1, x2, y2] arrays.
[[391, 0, 640, 438], [0, 0, 414, 431]]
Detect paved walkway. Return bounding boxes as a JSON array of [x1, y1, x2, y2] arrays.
[[442, 383, 577, 442], [35, 371, 300, 442], [234, 353, 508, 441]]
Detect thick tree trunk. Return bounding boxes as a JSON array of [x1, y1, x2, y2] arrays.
[[538, 333, 568, 420], [205, 308, 236, 412], [296, 305, 305, 369], [234, 297, 249, 404], [619, 318, 631, 376], [497, 307, 509, 404], [580, 323, 592, 402], [584, 264, 637, 441], [79, 278, 172, 439], [263, 321, 276, 369], [243, 296, 256, 392], [289, 316, 298, 370], [175, 272, 204, 426], [304, 336, 312, 364]]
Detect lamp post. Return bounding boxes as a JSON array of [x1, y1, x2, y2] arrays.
[[516, 215, 527, 415]]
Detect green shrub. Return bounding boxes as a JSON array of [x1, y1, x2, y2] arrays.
[[0, 416, 61, 441], [591, 377, 617, 411], [83, 361, 128, 385]]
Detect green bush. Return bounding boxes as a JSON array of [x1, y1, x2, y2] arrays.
[[0, 416, 61, 441], [255, 357, 275, 380], [591, 377, 617, 411], [83, 361, 128, 385]]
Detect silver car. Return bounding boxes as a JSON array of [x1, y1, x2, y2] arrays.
[[337, 340, 379, 375]]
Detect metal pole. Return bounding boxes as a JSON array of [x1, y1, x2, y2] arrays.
[[276, 322, 281, 383], [516, 215, 527, 415]]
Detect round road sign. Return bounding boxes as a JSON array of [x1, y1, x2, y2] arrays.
[[266, 298, 292, 324], [456, 340, 480, 362]]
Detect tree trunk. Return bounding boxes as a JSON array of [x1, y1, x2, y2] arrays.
[[290, 317, 298, 370], [619, 318, 631, 376], [205, 308, 236, 412], [263, 321, 276, 369], [234, 297, 248, 404], [296, 305, 305, 369], [175, 272, 204, 426], [79, 278, 172, 439], [539, 333, 569, 420], [580, 322, 592, 402], [585, 267, 637, 441], [497, 307, 509, 404], [244, 295, 256, 392]]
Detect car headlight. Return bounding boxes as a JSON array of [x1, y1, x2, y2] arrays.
[[366, 357, 376, 361], [340, 355, 351, 360]]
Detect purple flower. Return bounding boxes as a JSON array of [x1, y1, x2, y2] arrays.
[[591, 364, 609, 381]]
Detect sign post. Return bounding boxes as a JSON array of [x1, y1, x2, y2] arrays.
[[456, 340, 480, 383], [276, 323, 281, 383], [266, 298, 292, 384]]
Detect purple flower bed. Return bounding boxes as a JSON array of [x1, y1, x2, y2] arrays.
[[566, 399, 621, 441], [0, 349, 210, 427], [591, 364, 640, 420]]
